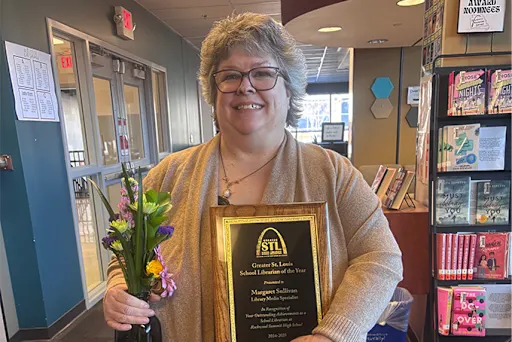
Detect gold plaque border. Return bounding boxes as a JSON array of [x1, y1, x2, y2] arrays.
[[223, 215, 323, 341]]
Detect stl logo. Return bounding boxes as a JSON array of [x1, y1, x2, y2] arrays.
[[256, 227, 288, 258]]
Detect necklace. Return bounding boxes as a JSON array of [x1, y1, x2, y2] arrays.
[[219, 137, 284, 199]]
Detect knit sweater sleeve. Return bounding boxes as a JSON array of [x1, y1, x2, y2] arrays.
[[313, 156, 403, 342]]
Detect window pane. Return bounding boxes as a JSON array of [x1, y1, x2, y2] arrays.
[[152, 72, 166, 153], [73, 176, 103, 292], [106, 182, 122, 214], [54, 38, 89, 167], [124, 85, 145, 160], [92, 77, 118, 165]]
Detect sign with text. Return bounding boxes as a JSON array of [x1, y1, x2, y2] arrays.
[[407, 86, 420, 106], [5, 41, 59, 122], [210, 203, 332, 342], [321, 122, 345, 142], [115, 6, 134, 40], [458, 0, 506, 33]]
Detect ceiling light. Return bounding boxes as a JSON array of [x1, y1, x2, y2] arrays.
[[368, 39, 388, 44], [318, 26, 342, 33], [52, 37, 65, 45], [396, 0, 425, 6]]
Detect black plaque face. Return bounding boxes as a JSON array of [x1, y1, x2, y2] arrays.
[[224, 216, 322, 342]]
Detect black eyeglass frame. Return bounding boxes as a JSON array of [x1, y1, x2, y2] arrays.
[[212, 66, 283, 93]]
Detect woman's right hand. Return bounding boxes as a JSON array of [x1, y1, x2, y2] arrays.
[[104, 285, 157, 331]]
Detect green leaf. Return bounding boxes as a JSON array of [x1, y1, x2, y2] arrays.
[[111, 228, 136, 293], [88, 178, 116, 221], [134, 168, 144, 293], [157, 191, 171, 205], [149, 216, 167, 228], [145, 189, 158, 203], [153, 204, 171, 218]]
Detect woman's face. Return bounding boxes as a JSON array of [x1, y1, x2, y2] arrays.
[[214, 48, 290, 137]]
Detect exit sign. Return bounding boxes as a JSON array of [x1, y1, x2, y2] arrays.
[[114, 6, 134, 40], [60, 55, 72, 69]]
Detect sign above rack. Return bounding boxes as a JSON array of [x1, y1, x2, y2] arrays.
[[458, 0, 506, 34]]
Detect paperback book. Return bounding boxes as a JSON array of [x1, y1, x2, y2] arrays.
[[474, 232, 510, 280], [488, 69, 512, 114], [451, 287, 486, 336], [449, 70, 486, 116], [436, 177, 471, 225], [444, 124, 480, 172], [438, 287, 453, 336], [476, 180, 511, 225]]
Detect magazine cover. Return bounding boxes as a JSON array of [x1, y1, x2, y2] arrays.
[[488, 69, 512, 114], [436, 177, 471, 225], [474, 232, 510, 280], [450, 70, 486, 116], [451, 286, 486, 336], [445, 124, 480, 171], [476, 180, 511, 225]]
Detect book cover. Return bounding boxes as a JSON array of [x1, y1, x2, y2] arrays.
[[448, 71, 455, 116], [446, 234, 453, 280], [462, 235, 470, 280], [442, 126, 450, 171], [488, 69, 512, 114], [475, 232, 510, 280], [476, 180, 511, 225], [452, 234, 458, 280], [376, 168, 397, 202], [457, 234, 464, 280], [470, 180, 490, 225], [478, 126, 507, 171], [438, 127, 443, 171], [384, 168, 406, 208], [390, 171, 415, 210], [438, 287, 453, 336], [468, 234, 477, 280], [451, 286, 486, 336], [437, 233, 447, 280], [471, 284, 512, 330], [451, 69, 486, 116], [445, 124, 480, 172], [370, 165, 387, 193], [436, 177, 471, 225]]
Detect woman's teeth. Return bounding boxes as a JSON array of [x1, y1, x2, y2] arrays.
[[237, 104, 262, 110]]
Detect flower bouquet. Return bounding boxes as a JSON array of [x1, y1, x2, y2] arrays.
[[89, 165, 176, 341]]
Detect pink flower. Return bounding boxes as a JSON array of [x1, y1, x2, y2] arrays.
[[154, 245, 177, 297]]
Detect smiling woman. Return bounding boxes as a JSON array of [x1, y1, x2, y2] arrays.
[[104, 12, 403, 342]]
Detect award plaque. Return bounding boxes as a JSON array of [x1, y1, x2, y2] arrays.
[[210, 203, 332, 342]]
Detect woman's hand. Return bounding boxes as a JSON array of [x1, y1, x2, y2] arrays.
[[291, 335, 333, 342], [103, 285, 156, 331]]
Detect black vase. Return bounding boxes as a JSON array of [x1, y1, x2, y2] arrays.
[[114, 293, 162, 342]]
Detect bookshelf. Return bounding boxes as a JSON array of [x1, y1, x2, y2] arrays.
[[428, 52, 512, 342]]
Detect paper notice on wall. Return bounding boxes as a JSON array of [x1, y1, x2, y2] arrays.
[[5, 41, 59, 122], [478, 126, 507, 171]]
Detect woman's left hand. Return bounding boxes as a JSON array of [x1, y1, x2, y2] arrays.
[[291, 335, 333, 342]]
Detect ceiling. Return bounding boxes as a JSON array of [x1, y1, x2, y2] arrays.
[[135, 0, 422, 83]]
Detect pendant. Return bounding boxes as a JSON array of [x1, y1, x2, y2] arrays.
[[223, 188, 231, 198]]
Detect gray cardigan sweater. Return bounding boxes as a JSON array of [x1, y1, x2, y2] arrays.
[[107, 131, 403, 342]]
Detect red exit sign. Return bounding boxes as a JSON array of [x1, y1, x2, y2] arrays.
[[115, 6, 134, 40], [60, 55, 72, 69]]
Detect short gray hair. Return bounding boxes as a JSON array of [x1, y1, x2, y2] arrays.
[[199, 13, 307, 128]]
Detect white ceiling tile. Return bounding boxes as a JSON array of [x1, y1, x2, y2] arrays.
[[168, 19, 216, 37], [150, 5, 233, 20], [137, 0, 230, 10], [234, 2, 280, 15]]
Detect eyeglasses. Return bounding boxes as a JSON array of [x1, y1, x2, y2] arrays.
[[213, 67, 281, 93]]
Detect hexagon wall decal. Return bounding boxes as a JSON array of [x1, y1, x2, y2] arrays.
[[371, 77, 394, 98], [406, 107, 419, 128], [371, 98, 393, 119]]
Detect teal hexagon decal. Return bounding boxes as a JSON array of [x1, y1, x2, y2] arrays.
[[371, 77, 394, 98]]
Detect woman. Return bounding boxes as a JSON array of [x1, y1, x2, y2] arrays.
[[104, 13, 403, 342]]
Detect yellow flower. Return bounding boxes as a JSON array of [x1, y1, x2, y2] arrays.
[[111, 240, 123, 251], [129, 196, 158, 215], [108, 219, 129, 234], [146, 260, 163, 278]]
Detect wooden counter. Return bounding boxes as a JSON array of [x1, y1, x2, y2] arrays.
[[383, 200, 430, 295]]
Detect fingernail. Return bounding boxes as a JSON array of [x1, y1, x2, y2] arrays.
[[144, 318, 150, 324], [142, 303, 150, 309], [149, 310, 155, 316]]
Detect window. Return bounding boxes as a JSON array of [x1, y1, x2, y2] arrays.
[[288, 93, 352, 157], [152, 71, 170, 157]]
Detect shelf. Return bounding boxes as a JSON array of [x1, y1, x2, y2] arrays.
[[438, 114, 511, 122], [438, 329, 511, 341], [434, 225, 512, 233], [436, 171, 511, 181], [436, 278, 512, 286]]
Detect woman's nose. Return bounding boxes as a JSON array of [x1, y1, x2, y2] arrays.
[[236, 75, 256, 95]]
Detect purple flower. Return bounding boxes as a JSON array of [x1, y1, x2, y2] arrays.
[[153, 245, 177, 297], [157, 226, 174, 237], [101, 235, 117, 250]]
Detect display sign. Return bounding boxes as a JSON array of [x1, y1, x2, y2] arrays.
[[458, 0, 506, 33], [407, 86, 420, 105], [5, 41, 59, 122], [210, 203, 332, 342], [60, 55, 72, 69], [114, 6, 134, 40], [321, 122, 345, 142]]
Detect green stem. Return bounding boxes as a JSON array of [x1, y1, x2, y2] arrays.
[[134, 170, 144, 294], [114, 253, 130, 288], [112, 229, 137, 294]]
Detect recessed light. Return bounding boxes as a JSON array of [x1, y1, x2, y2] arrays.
[[318, 26, 342, 33], [396, 0, 425, 6], [53, 37, 65, 45], [368, 39, 388, 44]]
